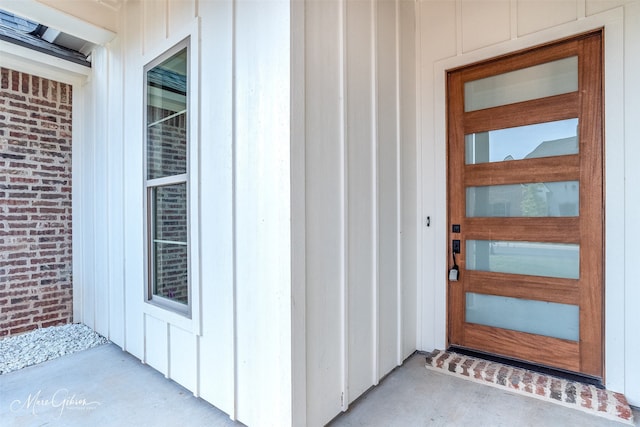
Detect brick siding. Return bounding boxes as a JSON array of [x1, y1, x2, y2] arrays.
[[0, 68, 73, 337]]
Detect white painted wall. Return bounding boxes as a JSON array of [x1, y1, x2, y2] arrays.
[[622, 0, 640, 408], [5, 0, 416, 420], [112, 1, 293, 426], [416, 0, 640, 407], [304, 1, 416, 425], [234, 1, 292, 424], [92, 0, 415, 425]]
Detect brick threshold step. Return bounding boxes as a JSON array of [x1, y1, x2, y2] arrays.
[[424, 349, 634, 425]]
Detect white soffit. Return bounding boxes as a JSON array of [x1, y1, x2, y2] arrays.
[[0, 0, 116, 45], [0, 41, 91, 82]]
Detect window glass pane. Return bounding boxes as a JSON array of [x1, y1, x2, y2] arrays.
[[152, 184, 187, 305], [154, 242, 188, 305], [465, 118, 578, 164], [466, 293, 579, 341], [466, 240, 579, 279], [466, 181, 579, 217], [147, 47, 187, 180], [154, 184, 187, 243], [464, 56, 578, 112]]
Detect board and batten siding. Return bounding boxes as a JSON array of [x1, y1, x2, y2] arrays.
[[69, 0, 416, 426], [304, 0, 416, 425], [117, 1, 293, 426], [417, 0, 640, 407]]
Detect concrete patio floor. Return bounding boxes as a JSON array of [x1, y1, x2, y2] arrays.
[[1, 343, 638, 427]]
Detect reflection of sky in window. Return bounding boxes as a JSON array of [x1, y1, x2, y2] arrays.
[[471, 118, 578, 162]]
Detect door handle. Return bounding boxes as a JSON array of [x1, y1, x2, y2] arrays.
[[450, 240, 461, 281]]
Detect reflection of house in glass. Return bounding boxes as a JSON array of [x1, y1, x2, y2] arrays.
[[467, 136, 579, 217], [526, 136, 579, 216]]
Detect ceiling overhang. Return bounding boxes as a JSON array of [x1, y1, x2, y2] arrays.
[[0, 0, 117, 46]]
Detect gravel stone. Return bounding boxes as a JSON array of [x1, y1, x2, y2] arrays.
[[0, 323, 109, 375]]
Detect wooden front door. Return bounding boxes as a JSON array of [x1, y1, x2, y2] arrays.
[[447, 31, 604, 378]]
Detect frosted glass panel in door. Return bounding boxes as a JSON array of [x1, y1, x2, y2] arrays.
[[466, 181, 579, 217], [465, 118, 578, 164], [464, 56, 578, 112], [466, 240, 579, 279], [466, 293, 579, 341]]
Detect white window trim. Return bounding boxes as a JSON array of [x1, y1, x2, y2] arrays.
[[142, 19, 201, 334]]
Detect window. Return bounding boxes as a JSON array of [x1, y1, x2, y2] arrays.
[[144, 39, 190, 315]]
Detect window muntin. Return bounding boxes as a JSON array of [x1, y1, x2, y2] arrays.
[[145, 40, 190, 314]]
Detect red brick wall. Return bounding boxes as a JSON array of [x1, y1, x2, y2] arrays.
[[0, 68, 73, 337]]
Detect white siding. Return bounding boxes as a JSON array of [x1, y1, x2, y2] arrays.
[[67, 0, 415, 424], [80, 77, 96, 331], [91, 46, 110, 337], [197, 0, 235, 416], [399, 0, 418, 363], [345, 0, 377, 403], [168, 324, 198, 390], [144, 314, 168, 375], [304, 1, 346, 423], [106, 35, 126, 349], [6, 1, 416, 422], [377, 0, 401, 380], [461, 0, 511, 52], [417, 0, 640, 407], [121, 0, 145, 362], [623, 0, 640, 407], [233, 1, 292, 425], [84, 0, 294, 425], [304, 1, 416, 425], [517, 1, 578, 36]]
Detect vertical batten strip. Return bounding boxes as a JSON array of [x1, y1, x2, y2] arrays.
[[510, 0, 518, 40], [371, 0, 380, 386], [339, 0, 349, 412], [577, 0, 586, 20], [142, 314, 147, 364], [90, 51, 99, 331], [118, 34, 128, 350], [394, 0, 403, 366], [194, 14, 203, 399], [230, 0, 238, 420], [194, 335, 201, 397], [105, 48, 112, 339], [413, 0, 423, 352], [290, 1, 307, 423], [71, 72, 84, 326], [456, 0, 463, 55], [166, 322, 171, 379], [141, 0, 145, 56], [165, 0, 169, 40]]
